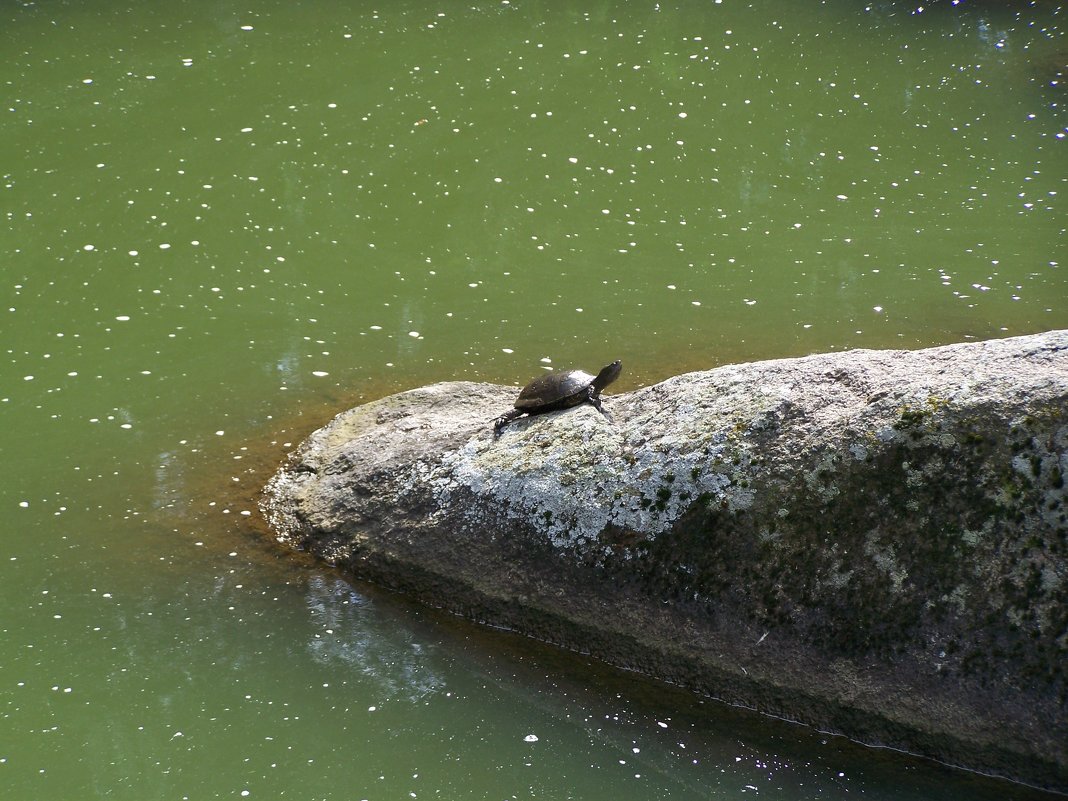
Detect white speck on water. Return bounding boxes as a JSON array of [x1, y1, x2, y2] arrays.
[[408, 331, 420, 338], [115, 315, 130, 322], [240, 24, 254, 30], [368, 706, 377, 712], [128, 250, 139, 256], [23, 375, 33, 381], [502, 348, 514, 354], [83, 244, 95, 251], [120, 423, 132, 430], [82, 78, 93, 84], [312, 371, 329, 377], [159, 243, 171, 250], [657, 721, 668, 728], [568, 157, 579, 163], [524, 734, 539, 742], [18, 501, 28, 508], [678, 112, 688, 118], [327, 103, 337, 109], [241, 127, 253, 133], [215, 430, 225, 436], [873, 305, 884, 313], [493, 177, 503, 183], [370, 325, 382, 330]]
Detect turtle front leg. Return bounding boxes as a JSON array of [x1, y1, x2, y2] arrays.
[[493, 408, 525, 437], [587, 390, 613, 423]]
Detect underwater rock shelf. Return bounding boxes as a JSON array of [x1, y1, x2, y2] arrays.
[[261, 330, 1068, 791]]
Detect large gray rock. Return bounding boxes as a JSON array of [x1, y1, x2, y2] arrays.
[[261, 331, 1068, 791]]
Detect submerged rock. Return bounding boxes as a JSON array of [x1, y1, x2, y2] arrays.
[[261, 331, 1068, 791]]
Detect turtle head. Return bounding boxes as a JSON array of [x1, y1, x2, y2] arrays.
[[592, 360, 622, 392]]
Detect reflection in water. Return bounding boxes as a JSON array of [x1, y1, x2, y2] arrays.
[[303, 574, 443, 703]]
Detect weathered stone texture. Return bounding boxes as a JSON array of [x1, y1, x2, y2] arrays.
[[262, 331, 1068, 790]]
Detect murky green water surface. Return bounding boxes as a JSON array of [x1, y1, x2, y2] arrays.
[[2, 0, 1065, 798]]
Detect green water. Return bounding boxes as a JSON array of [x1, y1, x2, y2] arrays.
[[2, 0, 1065, 798]]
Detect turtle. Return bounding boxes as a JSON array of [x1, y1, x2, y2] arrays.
[[493, 360, 622, 436]]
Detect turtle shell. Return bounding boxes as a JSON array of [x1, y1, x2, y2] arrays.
[[514, 369, 596, 412]]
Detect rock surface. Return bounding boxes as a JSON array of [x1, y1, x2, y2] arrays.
[[261, 331, 1068, 791]]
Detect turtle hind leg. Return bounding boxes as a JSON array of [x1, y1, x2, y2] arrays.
[[493, 408, 525, 437]]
